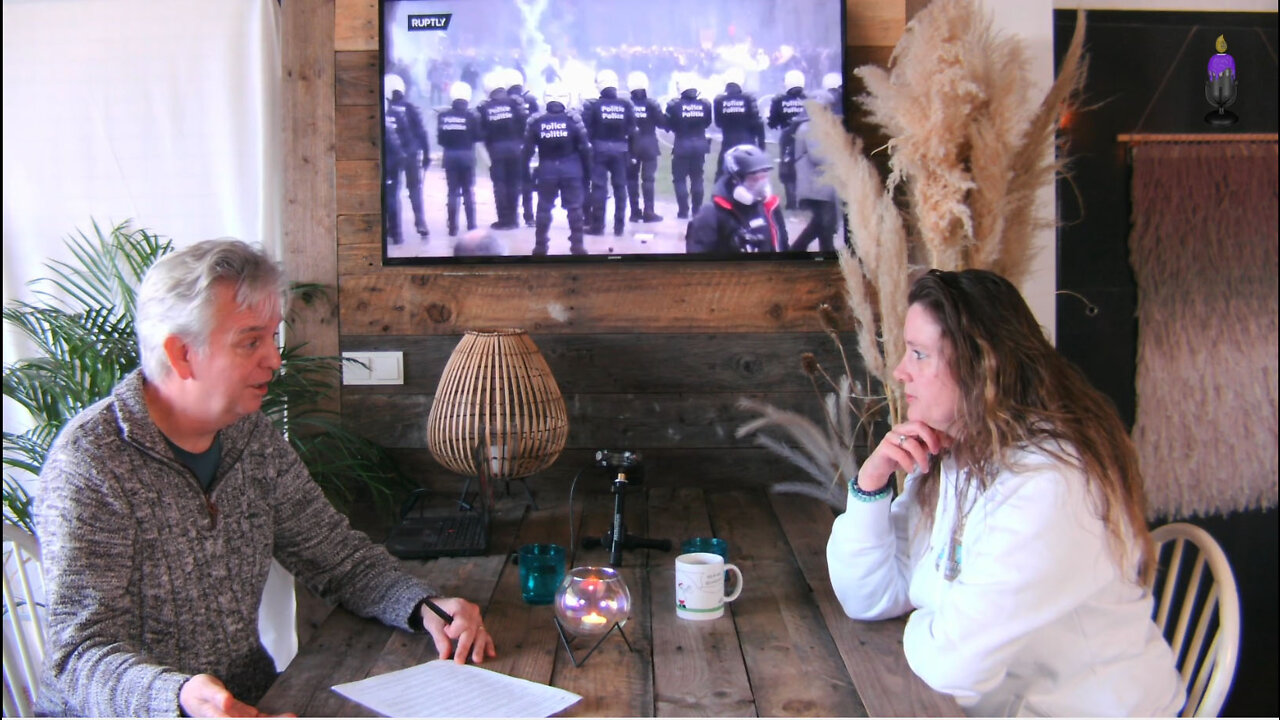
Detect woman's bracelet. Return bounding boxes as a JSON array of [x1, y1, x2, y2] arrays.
[[848, 476, 892, 503]]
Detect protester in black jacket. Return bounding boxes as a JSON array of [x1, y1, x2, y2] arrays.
[[686, 144, 787, 254]]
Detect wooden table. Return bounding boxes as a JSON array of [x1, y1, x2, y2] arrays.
[[259, 485, 961, 717]]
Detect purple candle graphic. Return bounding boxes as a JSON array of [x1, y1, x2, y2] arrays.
[[1205, 34, 1238, 127]]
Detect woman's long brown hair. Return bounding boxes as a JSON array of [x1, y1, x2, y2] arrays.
[[908, 269, 1155, 586]]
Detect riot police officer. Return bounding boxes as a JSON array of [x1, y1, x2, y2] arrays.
[[583, 69, 635, 237], [625, 70, 666, 223], [506, 68, 540, 227], [713, 67, 765, 180], [687, 144, 788, 254], [383, 96, 407, 245], [384, 73, 432, 238], [665, 76, 713, 219], [437, 80, 482, 237], [822, 71, 844, 117], [768, 69, 808, 211], [522, 84, 592, 255], [477, 70, 526, 230]]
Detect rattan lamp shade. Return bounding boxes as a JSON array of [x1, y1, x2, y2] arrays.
[[427, 329, 568, 480]]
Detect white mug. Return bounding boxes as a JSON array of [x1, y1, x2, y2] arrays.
[[674, 552, 744, 620]]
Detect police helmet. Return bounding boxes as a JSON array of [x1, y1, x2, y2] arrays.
[[450, 81, 472, 103], [626, 70, 649, 93], [596, 69, 619, 92], [723, 144, 773, 181], [383, 73, 406, 101], [543, 83, 572, 108], [784, 69, 805, 92], [505, 68, 525, 90], [822, 72, 842, 91], [483, 70, 507, 95], [723, 67, 746, 88]]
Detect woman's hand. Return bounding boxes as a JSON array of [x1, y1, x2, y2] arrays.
[[857, 422, 951, 493], [420, 597, 498, 665]]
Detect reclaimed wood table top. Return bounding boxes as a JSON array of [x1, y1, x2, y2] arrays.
[[259, 483, 961, 717]]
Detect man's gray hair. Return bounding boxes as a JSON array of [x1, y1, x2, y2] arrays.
[[135, 239, 287, 381]]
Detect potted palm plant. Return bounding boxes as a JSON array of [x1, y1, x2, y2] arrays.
[[2, 220, 411, 533]]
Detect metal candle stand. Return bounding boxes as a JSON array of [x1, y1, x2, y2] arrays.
[[552, 616, 634, 668]]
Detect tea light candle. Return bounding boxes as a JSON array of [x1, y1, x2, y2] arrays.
[[554, 566, 631, 637]]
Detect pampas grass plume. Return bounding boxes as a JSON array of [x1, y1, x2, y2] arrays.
[[738, 0, 1087, 500]]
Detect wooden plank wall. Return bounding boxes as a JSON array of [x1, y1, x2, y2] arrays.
[[291, 0, 909, 491]]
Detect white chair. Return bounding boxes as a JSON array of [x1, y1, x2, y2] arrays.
[[1150, 522, 1240, 717], [3, 521, 47, 717]]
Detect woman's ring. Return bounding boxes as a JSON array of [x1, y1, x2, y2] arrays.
[[897, 434, 908, 447]]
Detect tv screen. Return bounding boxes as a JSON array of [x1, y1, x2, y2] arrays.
[[380, 0, 849, 264]]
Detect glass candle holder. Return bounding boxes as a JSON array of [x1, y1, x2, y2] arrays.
[[554, 566, 630, 636]]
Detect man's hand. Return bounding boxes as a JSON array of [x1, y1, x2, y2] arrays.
[[420, 597, 498, 665], [179, 674, 296, 718]]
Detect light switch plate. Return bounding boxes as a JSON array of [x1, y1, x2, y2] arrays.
[[342, 351, 404, 385]]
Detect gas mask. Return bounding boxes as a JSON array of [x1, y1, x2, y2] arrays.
[[732, 175, 771, 205]]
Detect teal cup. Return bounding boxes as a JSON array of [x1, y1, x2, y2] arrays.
[[680, 537, 729, 561], [518, 543, 565, 605]]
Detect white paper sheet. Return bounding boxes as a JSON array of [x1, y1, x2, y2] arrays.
[[331, 659, 582, 718]]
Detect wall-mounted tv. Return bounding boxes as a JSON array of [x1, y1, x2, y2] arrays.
[[380, 0, 849, 264]]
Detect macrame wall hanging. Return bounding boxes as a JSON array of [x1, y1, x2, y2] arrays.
[[1128, 139, 1278, 518]]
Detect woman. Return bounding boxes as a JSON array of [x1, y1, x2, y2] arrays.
[[827, 269, 1184, 716]]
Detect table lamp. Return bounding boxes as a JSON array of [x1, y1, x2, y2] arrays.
[[553, 566, 635, 667], [427, 329, 567, 501]]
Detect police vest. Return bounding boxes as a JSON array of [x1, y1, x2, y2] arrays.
[[532, 113, 582, 161], [438, 109, 479, 150], [669, 99, 709, 136], [633, 101, 660, 136], [479, 100, 521, 143], [588, 97, 631, 144]]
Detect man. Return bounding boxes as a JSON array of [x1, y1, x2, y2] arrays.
[[665, 75, 713, 220], [582, 69, 635, 237], [821, 71, 844, 118], [437, 80, 482, 237], [624, 70, 666, 224], [790, 108, 839, 252], [477, 70, 526, 230], [686, 143, 787, 254], [34, 240, 495, 717], [384, 73, 432, 238], [505, 69, 540, 228], [522, 83, 592, 255], [768, 69, 808, 211], [712, 67, 765, 179], [383, 104, 408, 245]]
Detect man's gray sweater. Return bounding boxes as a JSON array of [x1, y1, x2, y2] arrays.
[[34, 371, 436, 716]]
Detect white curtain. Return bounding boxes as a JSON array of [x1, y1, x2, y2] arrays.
[[2, 0, 295, 670]]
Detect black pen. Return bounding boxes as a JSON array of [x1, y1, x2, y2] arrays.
[[422, 597, 454, 624]]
